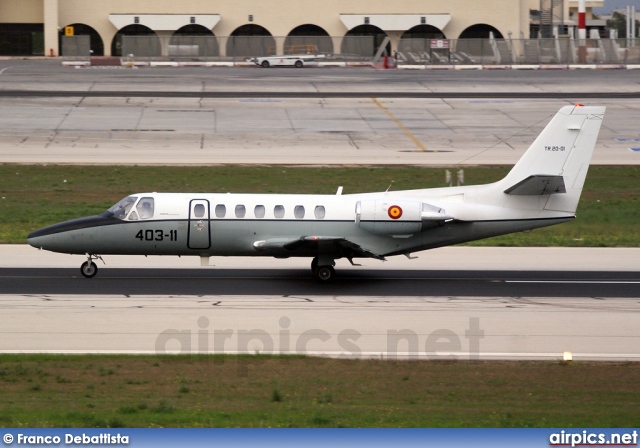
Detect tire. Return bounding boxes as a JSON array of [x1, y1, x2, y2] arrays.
[[261, 60, 270, 68], [80, 261, 98, 278], [294, 60, 303, 68], [314, 265, 335, 283]]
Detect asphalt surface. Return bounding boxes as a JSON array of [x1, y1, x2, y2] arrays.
[[1, 61, 639, 166], [2, 61, 640, 95], [2, 90, 640, 99], [2, 267, 639, 297]]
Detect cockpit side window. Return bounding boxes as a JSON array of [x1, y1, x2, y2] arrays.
[[108, 196, 138, 220], [136, 197, 155, 220]]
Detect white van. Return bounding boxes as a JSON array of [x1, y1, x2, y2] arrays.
[[250, 54, 325, 68]]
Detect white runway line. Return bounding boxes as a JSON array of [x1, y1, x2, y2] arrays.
[[507, 280, 640, 284]]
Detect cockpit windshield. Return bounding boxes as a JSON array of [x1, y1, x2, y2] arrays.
[[108, 196, 138, 220]]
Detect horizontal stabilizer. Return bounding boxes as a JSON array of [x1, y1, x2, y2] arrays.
[[504, 175, 566, 196]]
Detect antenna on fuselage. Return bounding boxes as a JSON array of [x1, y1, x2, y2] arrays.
[[336, 186, 343, 195]]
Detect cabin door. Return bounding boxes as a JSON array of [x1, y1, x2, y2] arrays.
[[187, 199, 211, 250]]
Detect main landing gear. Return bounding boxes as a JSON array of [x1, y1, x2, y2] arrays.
[[311, 257, 336, 283], [80, 254, 104, 278]]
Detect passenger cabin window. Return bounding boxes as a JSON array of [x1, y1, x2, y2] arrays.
[[215, 204, 226, 218], [137, 197, 155, 220], [235, 205, 246, 218], [315, 206, 326, 219], [274, 205, 285, 219], [108, 196, 138, 220], [193, 204, 205, 218], [294, 205, 305, 219], [254, 205, 265, 218]]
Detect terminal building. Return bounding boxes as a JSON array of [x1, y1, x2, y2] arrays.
[[0, 0, 603, 57]]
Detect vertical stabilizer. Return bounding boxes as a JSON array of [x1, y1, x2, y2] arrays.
[[499, 105, 605, 213]]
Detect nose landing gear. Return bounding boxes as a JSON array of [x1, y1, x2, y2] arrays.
[[80, 254, 104, 278]]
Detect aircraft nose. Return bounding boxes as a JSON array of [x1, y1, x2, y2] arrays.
[[27, 213, 119, 254], [27, 233, 38, 248], [27, 229, 53, 250], [27, 233, 43, 249]]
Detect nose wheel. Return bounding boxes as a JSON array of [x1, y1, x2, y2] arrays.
[[80, 261, 98, 278], [80, 254, 104, 278]]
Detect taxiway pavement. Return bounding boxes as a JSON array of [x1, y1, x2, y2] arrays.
[[0, 63, 638, 166]]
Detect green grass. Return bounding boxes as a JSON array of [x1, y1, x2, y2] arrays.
[[0, 355, 638, 428], [1, 164, 639, 246]]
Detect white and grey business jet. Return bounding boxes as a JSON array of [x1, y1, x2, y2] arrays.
[[28, 105, 604, 282]]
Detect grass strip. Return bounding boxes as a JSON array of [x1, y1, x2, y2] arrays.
[[1, 164, 638, 246], [0, 355, 638, 428]]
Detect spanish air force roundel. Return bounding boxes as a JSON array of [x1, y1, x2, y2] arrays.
[[388, 205, 403, 219]]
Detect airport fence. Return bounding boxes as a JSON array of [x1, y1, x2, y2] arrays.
[[61, 35, 640, 66], [397, 38, 640, 65], [117, 35, 375, 62]]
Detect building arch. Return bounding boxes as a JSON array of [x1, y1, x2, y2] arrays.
[[170, 24, 219, 57], [59, 23, 104, 56], [342, 24, 389, 57], [398, 24, 447, 57], [459, 24, 504, 39], [111, 24, 159, 57], [227, 24, 275, 57], [172, 24, 215, 37], [401, 24, 446, 40], [456, 24, 506, 62], [284, 24, 333, 54]]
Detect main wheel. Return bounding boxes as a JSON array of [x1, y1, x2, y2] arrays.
[[261, 60, 270, 68], [80, 261, 98, 278], [314, 265, 335, 283], [294, 60, 303, 68]]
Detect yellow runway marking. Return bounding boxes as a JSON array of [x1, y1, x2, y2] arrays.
[[371, 97, 430, 152]]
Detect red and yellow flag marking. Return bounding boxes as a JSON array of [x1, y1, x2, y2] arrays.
[[388, 205, 403, 219]]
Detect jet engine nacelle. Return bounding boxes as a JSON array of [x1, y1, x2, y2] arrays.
[[355, 200, 452, 236]]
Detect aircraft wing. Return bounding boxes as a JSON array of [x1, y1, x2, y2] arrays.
[[253, 236, 385, 260]]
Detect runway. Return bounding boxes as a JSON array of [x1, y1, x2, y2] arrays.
[[1, 289, 638, 361], [2, 90, 640, 99], [1, 246, 639, 361], [2, 267, 640, 297]]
